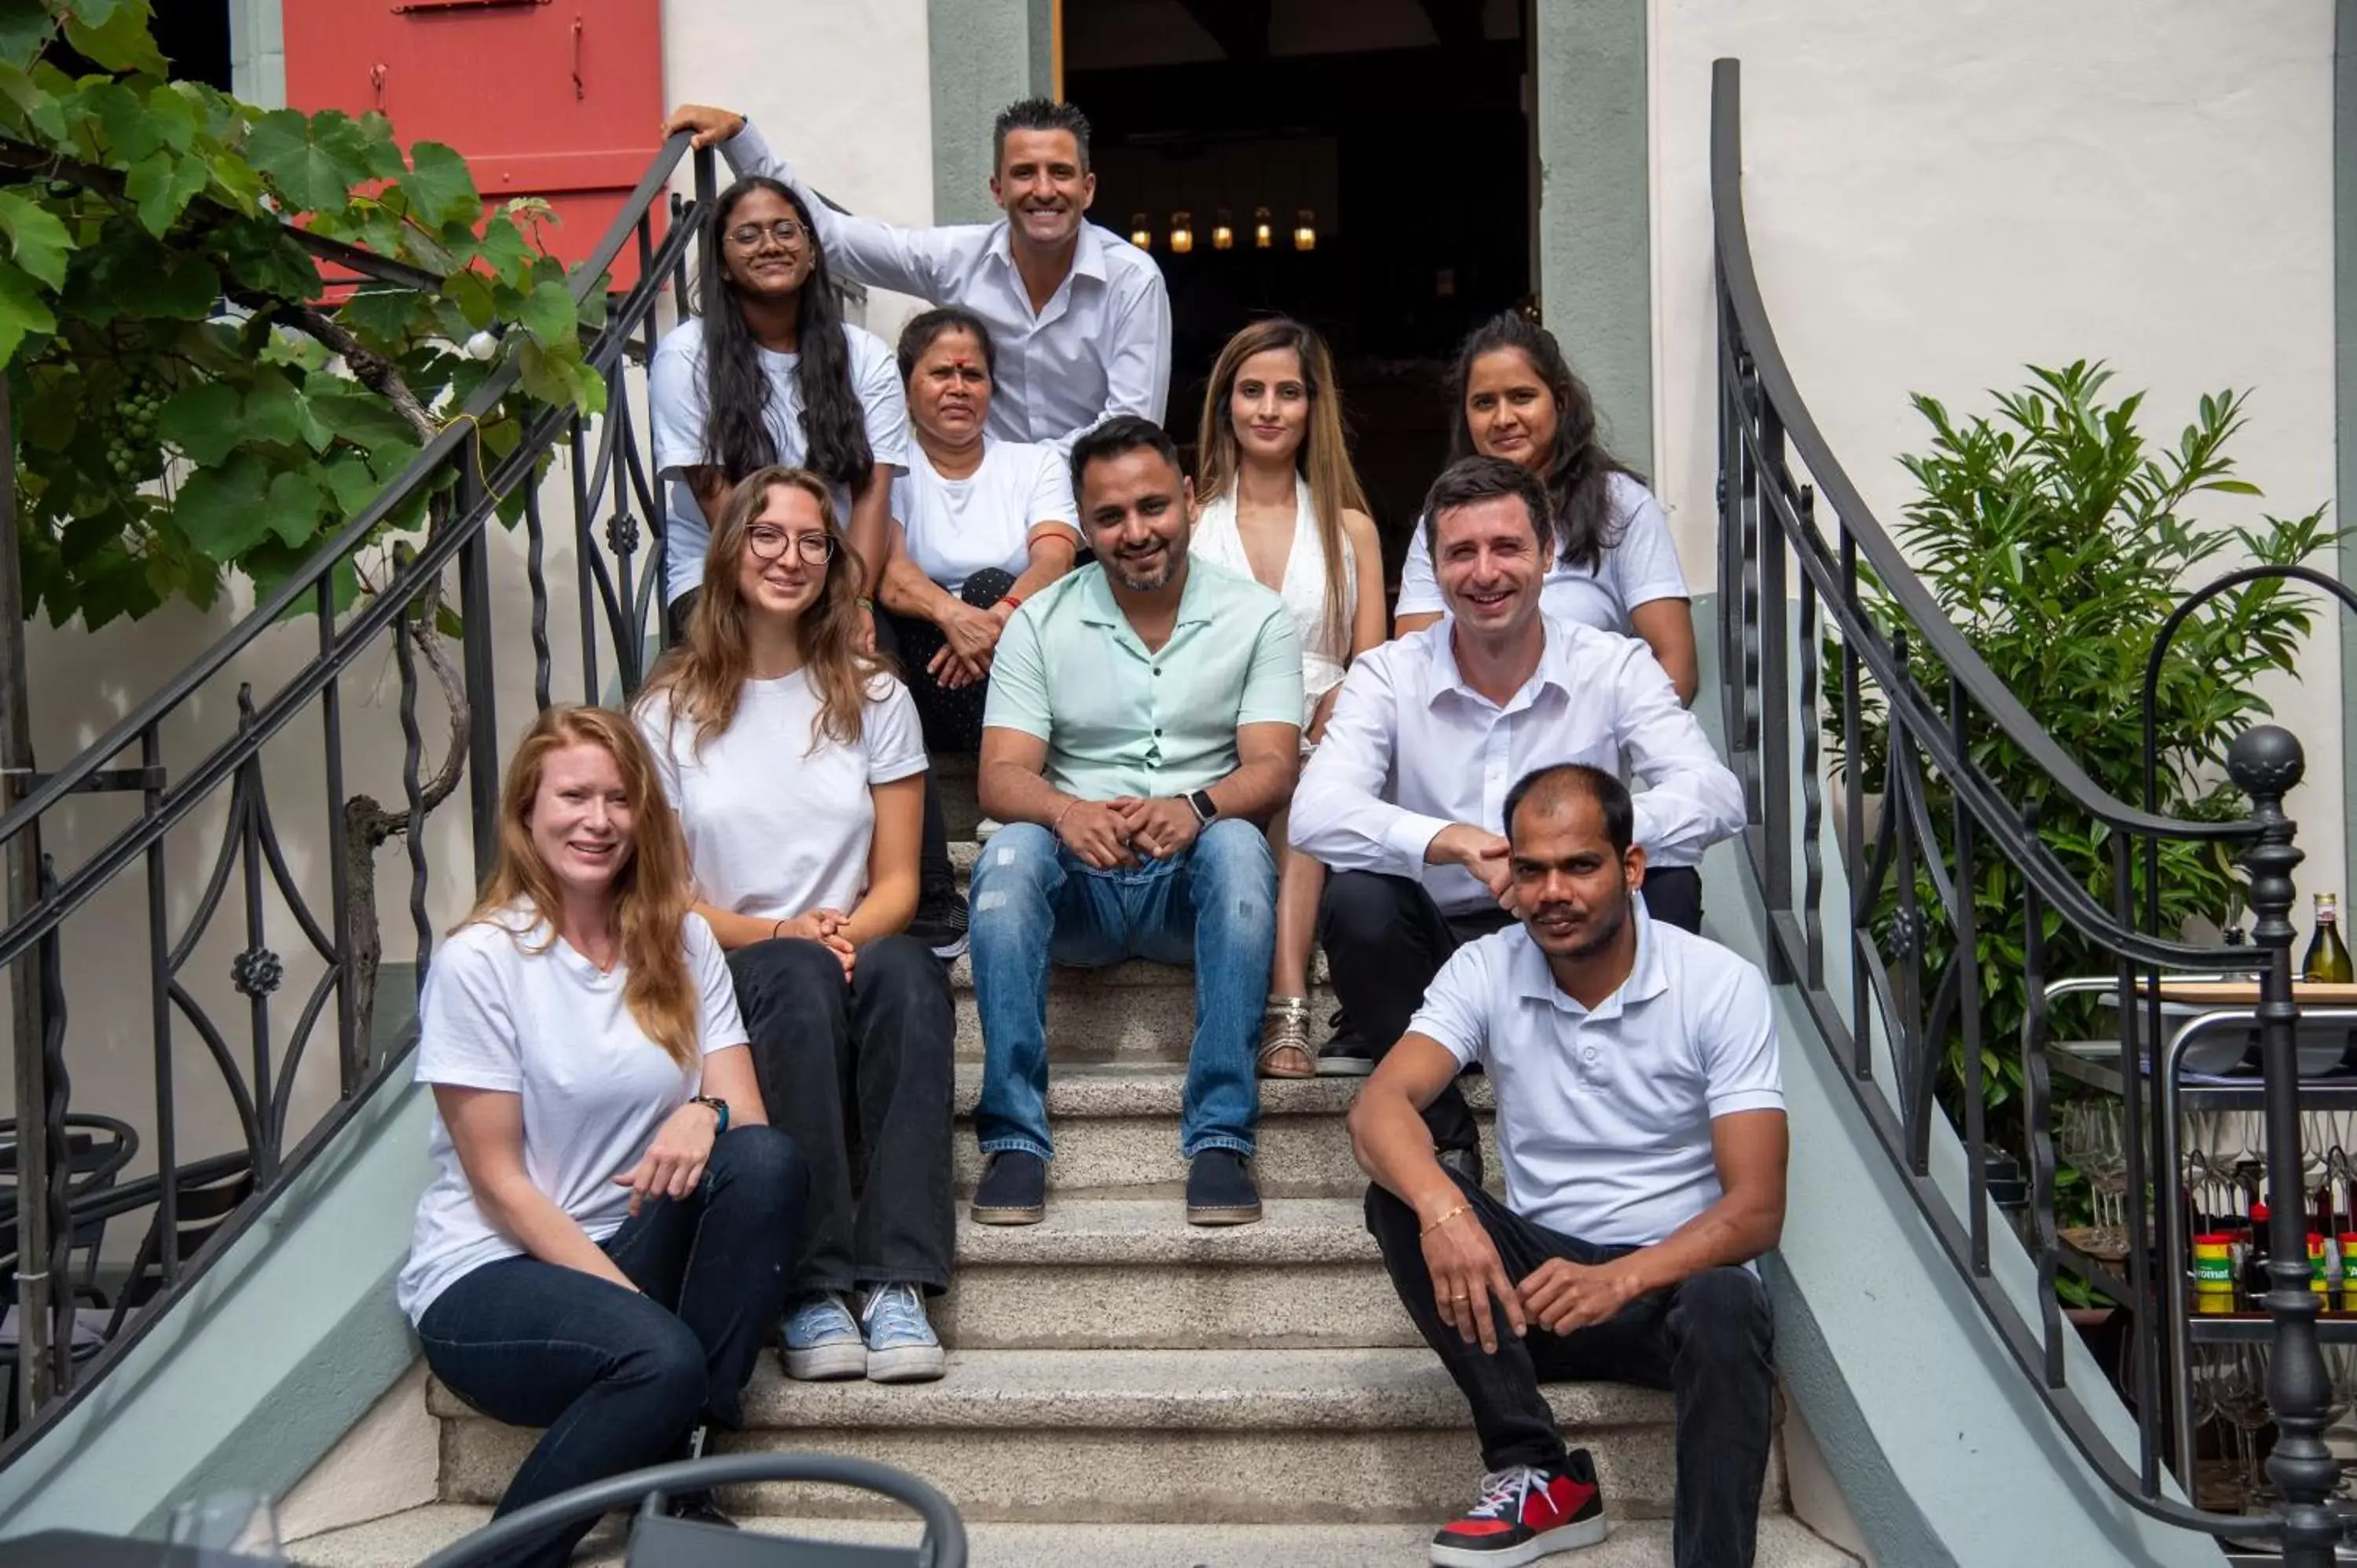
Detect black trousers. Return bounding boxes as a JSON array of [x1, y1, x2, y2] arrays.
[[1367, 1174, 1776, 1568], [880, 567, 1017, 756], [726, 935, 957, 1295], [1318, 871, 1512, 1154]]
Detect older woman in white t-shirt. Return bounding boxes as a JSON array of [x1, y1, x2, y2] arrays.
[[1392, 313, 1697, 705], [397, 705, 805, 1565], [876, 306, 1080, 753], [636, 465, 955, 1387]]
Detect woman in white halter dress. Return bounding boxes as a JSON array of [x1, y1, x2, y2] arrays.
[[1191, 319, 1385, 1078]]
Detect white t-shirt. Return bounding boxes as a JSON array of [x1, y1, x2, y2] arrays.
[[638, 671, 927, 920], [395, 908, 749, 1323], [892, 439, 1078, 594], [1395, 471, 1688, 632], [649, 317, 910, 606], [1409, 912, 1783, 1247]]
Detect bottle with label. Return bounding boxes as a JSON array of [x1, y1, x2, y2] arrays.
[[2305, 892, 2354, 984], [2245, 1199, 2273, 1306]]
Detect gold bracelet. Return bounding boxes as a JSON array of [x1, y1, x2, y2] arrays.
[[1420, 1201, 1473, 1239]]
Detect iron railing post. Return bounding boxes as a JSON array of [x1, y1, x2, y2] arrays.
[[2230, 724, 2337, 1565], [456, 449, 500, 887], [0, 375, 55, 1417]]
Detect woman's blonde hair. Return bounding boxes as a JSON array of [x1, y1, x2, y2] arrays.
[[1193, 317, 1371, 654], [460, 705, 701, 1070], [638, 466, 886, 757]]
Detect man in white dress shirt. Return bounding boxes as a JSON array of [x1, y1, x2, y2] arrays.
[[663, 98, 1171, 456], [1347, 761, 1783, 1568], [1289, 456, 1744, 1156]]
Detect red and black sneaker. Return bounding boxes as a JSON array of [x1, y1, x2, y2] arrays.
[[1429, 1452, 1609, 1566]]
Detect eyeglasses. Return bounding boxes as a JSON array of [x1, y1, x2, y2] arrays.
[[725, 219, 808, 250], [746, 524, 835, 564]]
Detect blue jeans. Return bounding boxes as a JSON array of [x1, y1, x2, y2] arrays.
[[970, 817, 1274, 1161], [414, 1126, 808, 1568]]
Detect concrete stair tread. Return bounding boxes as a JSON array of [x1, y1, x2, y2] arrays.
[[952, 1195, 1380, 1265], [951, 1060, 1494, 1116], [430, 1346, 1676, 1432], [290, 1505, 1856, 1566]]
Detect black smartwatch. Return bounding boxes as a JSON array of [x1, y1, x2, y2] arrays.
[[1185, 789, 1219, 825]]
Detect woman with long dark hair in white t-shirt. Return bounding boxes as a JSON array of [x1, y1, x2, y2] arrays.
[[636, 466, 956, 1387], [397, 705, 805, 1566], [876, 306, 1080, 753]]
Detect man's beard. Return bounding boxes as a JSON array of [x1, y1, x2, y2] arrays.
[[1546, 887, 1633, 959], [1112, 538, 1182, 592]]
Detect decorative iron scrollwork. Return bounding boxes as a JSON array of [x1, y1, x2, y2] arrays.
[[230, 945, 283, 998]]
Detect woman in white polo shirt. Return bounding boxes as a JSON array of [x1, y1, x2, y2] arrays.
[[1393, 313, 1697, 705], [876, 306, 1080, 753], [636, 465, 956, 1387], [396, 705, 805, 1566]]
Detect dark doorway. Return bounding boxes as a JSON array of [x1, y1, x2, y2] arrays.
[[1065, 0, 1533, 587], [154, 2, 234, 90]]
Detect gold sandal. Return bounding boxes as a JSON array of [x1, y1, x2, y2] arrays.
[[1257, 998, 1315, 1079]]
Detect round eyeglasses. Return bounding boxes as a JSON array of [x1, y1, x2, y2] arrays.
[[745, 524, 836, 565], [726, 219, 808, 251]]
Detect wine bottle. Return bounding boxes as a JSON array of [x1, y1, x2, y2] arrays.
[[2304, 892, 2354, 984]]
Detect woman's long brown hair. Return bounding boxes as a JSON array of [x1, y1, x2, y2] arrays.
[[1193, 317, 1371, 654], [459, 705, 701, 1070], [637, 465, 885, 757]]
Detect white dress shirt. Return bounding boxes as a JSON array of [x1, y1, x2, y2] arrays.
[[725, 123, 1172, 455], [1289, 616, 1744, 914], [1410, 910, 1783, 1247]]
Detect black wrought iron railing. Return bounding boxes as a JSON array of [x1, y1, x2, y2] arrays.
[[1714, 57, 2345, 1563], [0, 131, 729, 1464]]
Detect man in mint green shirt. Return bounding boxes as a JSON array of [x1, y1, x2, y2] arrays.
[[971, 416, 1303, 1229]]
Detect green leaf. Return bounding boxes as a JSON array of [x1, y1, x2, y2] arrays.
[[0, 60, 65, 139], [241, 370, 310, 448], [156, 380, 243, 466], [0, 255, 54, 366], [145, 83, 197, 153], [175, 451, 275, 561], [442, 268, 495, 331], [214, 215, 318, 299], [322, 451, 382, 520], [63, 2, 164, 75], [398, 141, 478, 229], [307, 382, 421, 452], [518, 278, 574, 346], [0, 2, 53, 71], [123, 149, 210, 236], [0, 191, 70, 289], [244, 108, 376, 214], [512, 337, 580, 411], [263, 466, 327, 548]]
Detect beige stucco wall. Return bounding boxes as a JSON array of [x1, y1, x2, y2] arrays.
[[1651, 0, 2347, 898]]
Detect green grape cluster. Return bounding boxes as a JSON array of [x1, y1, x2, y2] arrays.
[[106, 374, 165, 480]]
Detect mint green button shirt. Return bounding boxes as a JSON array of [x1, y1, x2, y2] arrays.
[[983, 558, 1303, 800]]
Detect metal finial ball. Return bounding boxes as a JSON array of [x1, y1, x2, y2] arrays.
[[2227, 724, 2305, 797]]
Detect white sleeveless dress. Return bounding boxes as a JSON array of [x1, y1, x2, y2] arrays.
[[1193, 479, 1355, 730]]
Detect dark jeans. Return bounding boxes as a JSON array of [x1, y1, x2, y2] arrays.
[[1318, 872, 1514, 1154], [1642, 865, 1705, 934], [1366, 1175, 1776, 1568], [415, 1126, 808, 1568], [728, 935, 956, 1295], [881, 567, 1017, 756]]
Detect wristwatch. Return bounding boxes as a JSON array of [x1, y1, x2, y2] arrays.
[[689, 1094, 730, 1136], [1185, 789, 1219, 825]]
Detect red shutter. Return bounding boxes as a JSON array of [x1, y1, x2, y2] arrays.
[[283, 0, 666, 288]]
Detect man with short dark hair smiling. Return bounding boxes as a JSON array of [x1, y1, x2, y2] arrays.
[[964, 416, 1303, 1228], [1290, 455, 1745, 1138], [1349, 762, 1786, 1568], [662, 97, 1170, 455]]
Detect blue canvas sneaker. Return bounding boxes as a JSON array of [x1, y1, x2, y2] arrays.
[[860, 1282, 947, 1383], [781, 1291, 866, 1381]]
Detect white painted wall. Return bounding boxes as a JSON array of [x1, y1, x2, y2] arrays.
[[1650, 0, 2348, 900]]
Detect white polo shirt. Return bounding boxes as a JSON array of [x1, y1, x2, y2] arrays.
[[1289, 616, 1743, 910], [1395, 471, 1690, 633], [1408, 911, 1783, 1247]]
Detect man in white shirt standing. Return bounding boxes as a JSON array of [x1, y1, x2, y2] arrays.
[[663, 98, 1171, 456], [1290, 456, 1745, 1145], [1348, 762, 1786, 1568]]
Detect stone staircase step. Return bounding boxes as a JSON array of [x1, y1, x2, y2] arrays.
[[948, 965, 1335, 1063], [289, 1504, 1857, 1566], [937, 1196, 1419, 1349], [947, 1063, 1496, 1198], [434, 1347, 1768, 1522]]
